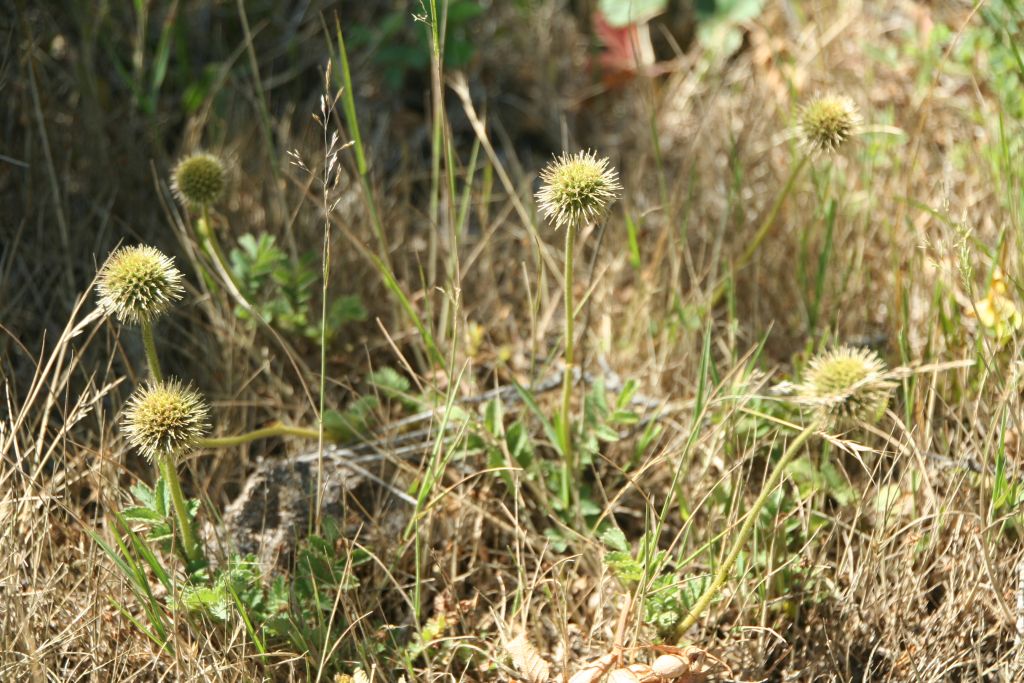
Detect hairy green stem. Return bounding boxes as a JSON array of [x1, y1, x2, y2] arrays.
[[711, 155, 808, 307], [198, 423, 322, 449], [140, 320, 163, 382], [559, 224, 577, 511], [159, 453, 201, 564], [198, 205, 244, 294], [675, 421, 818, 635]]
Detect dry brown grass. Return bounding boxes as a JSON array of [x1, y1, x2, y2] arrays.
[[4, 0, 1024, 681]]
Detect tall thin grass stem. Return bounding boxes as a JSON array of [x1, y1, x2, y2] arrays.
[[315, 97, 332, 534]]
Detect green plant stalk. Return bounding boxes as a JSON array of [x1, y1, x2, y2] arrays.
[[158, 453, 201, 564], [140, 320, 163, 382], [559, 224, 577, 511], [675, 421, 818, 635], [198, 423, 322, 449], [198, 205, 244, 294], [711, 155, 809, 307]]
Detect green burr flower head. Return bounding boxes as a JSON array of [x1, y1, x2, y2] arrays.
[[171, 152, 226, 208], [535, 150, 622, 229], [122, 379, 210, 461], [799, 345, 894, 429], [799, 94, 860, 155], [96, 245, 184, 325]]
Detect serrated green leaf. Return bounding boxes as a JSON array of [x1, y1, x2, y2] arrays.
[[369, 367, 412, 396], [121, 506, 163, 522], [130, 482, 155, 509], [595, 423, 622, 443], [155, 478, 168, 517], [604, 550, 644, 584], [484, 397, 502, 437], [544, 527, 570, 553], [326, 294, 368, 327], [506, 421, 534, 468], [323, 395, 379, 443], [600, 526, 630, 552], [615, 379, 639, 411]]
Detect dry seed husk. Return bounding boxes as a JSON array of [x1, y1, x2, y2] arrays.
[[567, 654, 616, 683], [652, 653, 691, 678], [625, 662, 657, 682], [607, 667, 644, 683]]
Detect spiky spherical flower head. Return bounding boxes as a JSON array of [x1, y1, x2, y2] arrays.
[[96, 245, 184, 325], [535, 150, 622, 229], [171, 152, 226, 208], [799, 345, 894, 429], [799, 94, 861, 155], [123, 379, 210, 461]]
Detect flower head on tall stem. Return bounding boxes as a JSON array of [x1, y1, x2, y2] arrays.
[[123, 379, 210, 462], [96, 245, 184, 325], [798, 345, 894, 429], [536, 150, 622, 229], [798, 94, 861, 156], [171, 152, 226, 208]]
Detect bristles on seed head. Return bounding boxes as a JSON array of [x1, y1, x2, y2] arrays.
[[798, 345, 894, 429], [122, 379, 209, 461], [96, 245, 184, 325], [171, 152, 226, 207], [535, 150, 622, 229], [799, 94, 861, 155]]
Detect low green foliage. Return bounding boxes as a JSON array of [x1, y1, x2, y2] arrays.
[[122, 479, 203, 572], [109, 478, 372, 676], [601, 527, 711, 640], [230, 232, 366, 343]]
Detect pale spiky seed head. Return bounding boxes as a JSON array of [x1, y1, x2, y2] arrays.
[[122, 379, 210, 461], [171, 152, 226, 207], [799, 94, 861, 155], [535, 150, 622, 229], [96, 245, 184, 325], [799, 345, 894, 429]]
